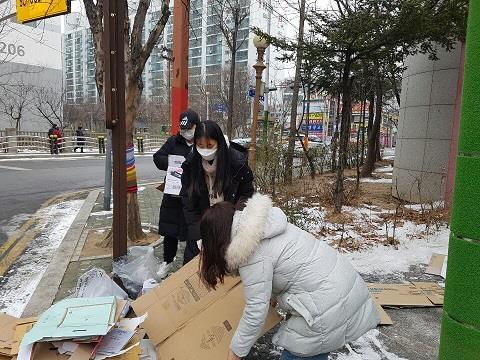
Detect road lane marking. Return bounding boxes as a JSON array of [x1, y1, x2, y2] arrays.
[[0, 165, 31, 171]]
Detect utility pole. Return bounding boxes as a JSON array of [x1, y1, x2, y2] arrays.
[[439, 2, 480, 358], [103, 0, 127, 259], [171, 0, 190, 134]]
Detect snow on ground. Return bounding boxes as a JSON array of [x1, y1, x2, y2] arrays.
[[0, 199, 84, 317], [361, 178, 393, 184], [374, 166, 394, 174], [383, 148, 396, 160], [345, 226, 448, 277], [0, 213, 32, 239], [293, 203, 448, 279], [334, 330, 407, 360], [91, 210, 113, 216]]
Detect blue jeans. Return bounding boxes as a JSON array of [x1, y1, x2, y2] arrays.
[[280, 350, 329, 360]]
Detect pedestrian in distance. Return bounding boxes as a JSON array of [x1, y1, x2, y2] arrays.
[[153, 109, 200, 274], [199, 194, 381, 360], [48, 124, 62, 154], [180, 120, 254, 265], [74, 126, 86, 153]]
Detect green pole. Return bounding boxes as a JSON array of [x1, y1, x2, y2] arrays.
[[439, 2, 480, 358]]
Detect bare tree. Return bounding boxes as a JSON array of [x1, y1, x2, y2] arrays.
[[284, 0, 306, 185], [211, 0, 250, 138], [83, 0, 171, 241], [0, 81, 33, 131], [33, 86, 65, 128]]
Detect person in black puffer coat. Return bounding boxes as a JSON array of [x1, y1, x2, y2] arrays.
[[180, 120, 254, 264], [153, 109, 200, 270]]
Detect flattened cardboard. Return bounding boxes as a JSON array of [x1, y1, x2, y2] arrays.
[[157, 284, 282, 360], [367, 283, 434, 307], [426, 253, 447, 277], [0, 313, 17, 342], [372, 299, 393, 325], [132, 257, 241, 346], [11, 318, 37, 355], [411, 282, 444, 305]]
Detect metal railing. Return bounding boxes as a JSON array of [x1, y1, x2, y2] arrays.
[[0, 133, 167, 154]]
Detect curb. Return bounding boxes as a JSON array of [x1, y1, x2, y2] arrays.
[[21, 189, 101, 317]]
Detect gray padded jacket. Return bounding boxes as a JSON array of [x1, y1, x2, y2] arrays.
[[226, 194, 380, 357]]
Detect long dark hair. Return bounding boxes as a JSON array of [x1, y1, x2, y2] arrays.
[[199, 202, 236, 289], [188, 121, 231, 197]]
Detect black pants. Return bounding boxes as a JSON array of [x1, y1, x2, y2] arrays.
[[183, 240, 200, 265], [163, 236, 178, 264]]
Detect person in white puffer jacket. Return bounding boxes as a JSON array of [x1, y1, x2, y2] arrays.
[[199, 193, 380, 360]]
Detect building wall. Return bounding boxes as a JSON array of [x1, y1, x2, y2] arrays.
[[0, 17, 62, 132], [392, 45, 462, 203]]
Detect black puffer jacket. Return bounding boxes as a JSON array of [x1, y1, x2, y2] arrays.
[[180, 145, 254, 242], [153, 134, 192, 240]]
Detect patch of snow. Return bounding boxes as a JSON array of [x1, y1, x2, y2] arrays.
[[334, 330, 407, 360], [374, 166, 394, 173], [0, 199, 84, 317], [0, 213, 32, 239], [91, 210, 113, 216], [138, 186, 146, 192], [345, 226, 449, 277], [361, 178, 393, 184], [405, 201, 444, 211]]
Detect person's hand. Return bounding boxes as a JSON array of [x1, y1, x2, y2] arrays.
[[227, 349, 241, 360]]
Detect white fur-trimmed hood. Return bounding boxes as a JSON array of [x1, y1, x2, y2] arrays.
[[226, 193, 288, 270]]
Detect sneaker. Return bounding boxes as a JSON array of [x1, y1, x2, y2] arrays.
[[157, 262, 172, 280]]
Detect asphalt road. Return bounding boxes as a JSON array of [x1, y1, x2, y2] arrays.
[[0, 155, 162, 246]]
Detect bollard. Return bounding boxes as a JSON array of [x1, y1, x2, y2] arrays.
[[98, 136, 106, 154], [136, 137, 144, 153]]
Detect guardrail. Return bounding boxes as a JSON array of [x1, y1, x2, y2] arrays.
[[0, 134, 167, 154]]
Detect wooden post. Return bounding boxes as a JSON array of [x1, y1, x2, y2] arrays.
[[104, 0, 127, 259]]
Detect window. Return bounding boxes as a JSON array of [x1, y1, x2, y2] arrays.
[[189, 57, 201, 67]]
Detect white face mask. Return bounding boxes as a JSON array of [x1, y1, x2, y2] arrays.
[[180, 128, 195, 141], [197, 146, 217, 161]]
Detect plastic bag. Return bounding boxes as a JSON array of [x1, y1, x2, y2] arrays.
[[141, 279, 159, 295], [72, 268, 128, 299], [112, 246, 161, 298]]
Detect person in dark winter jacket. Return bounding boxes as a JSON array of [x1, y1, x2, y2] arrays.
[[180, 120, 254, 264], [153, 109, 200, 271], [74, 126, 86, 153]]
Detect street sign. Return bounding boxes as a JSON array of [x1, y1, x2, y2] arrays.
[[16, 0, 70, 24], [213, 103, 227, 113], [248, 89, 255, 97]]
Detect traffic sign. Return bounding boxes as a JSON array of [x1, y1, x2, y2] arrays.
[[16, 0, 70, 24], [213, 103, 227, 113]]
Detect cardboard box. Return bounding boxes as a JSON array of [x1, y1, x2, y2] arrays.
[[156, 284, 281, 360], [132, 257, 241, 346], [368, 282, 444, 307], [372, 300, 393, 325]]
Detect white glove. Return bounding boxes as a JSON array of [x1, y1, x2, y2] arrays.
[[196, 239, 203, 250]]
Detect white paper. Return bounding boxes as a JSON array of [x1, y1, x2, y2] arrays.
[[440, 256, 448, 278], [95, 342, 140, 360], [164, 155, 185, 195], [117, 313, 148, 332], [97, 328, 135, 355]]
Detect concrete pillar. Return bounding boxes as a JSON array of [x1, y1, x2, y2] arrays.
[[392, 44, 462, 203], [5, 128, 18, 153], [439, 1, 480, 358]]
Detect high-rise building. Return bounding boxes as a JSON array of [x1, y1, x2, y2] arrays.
[[62, 0, 286, 107]]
